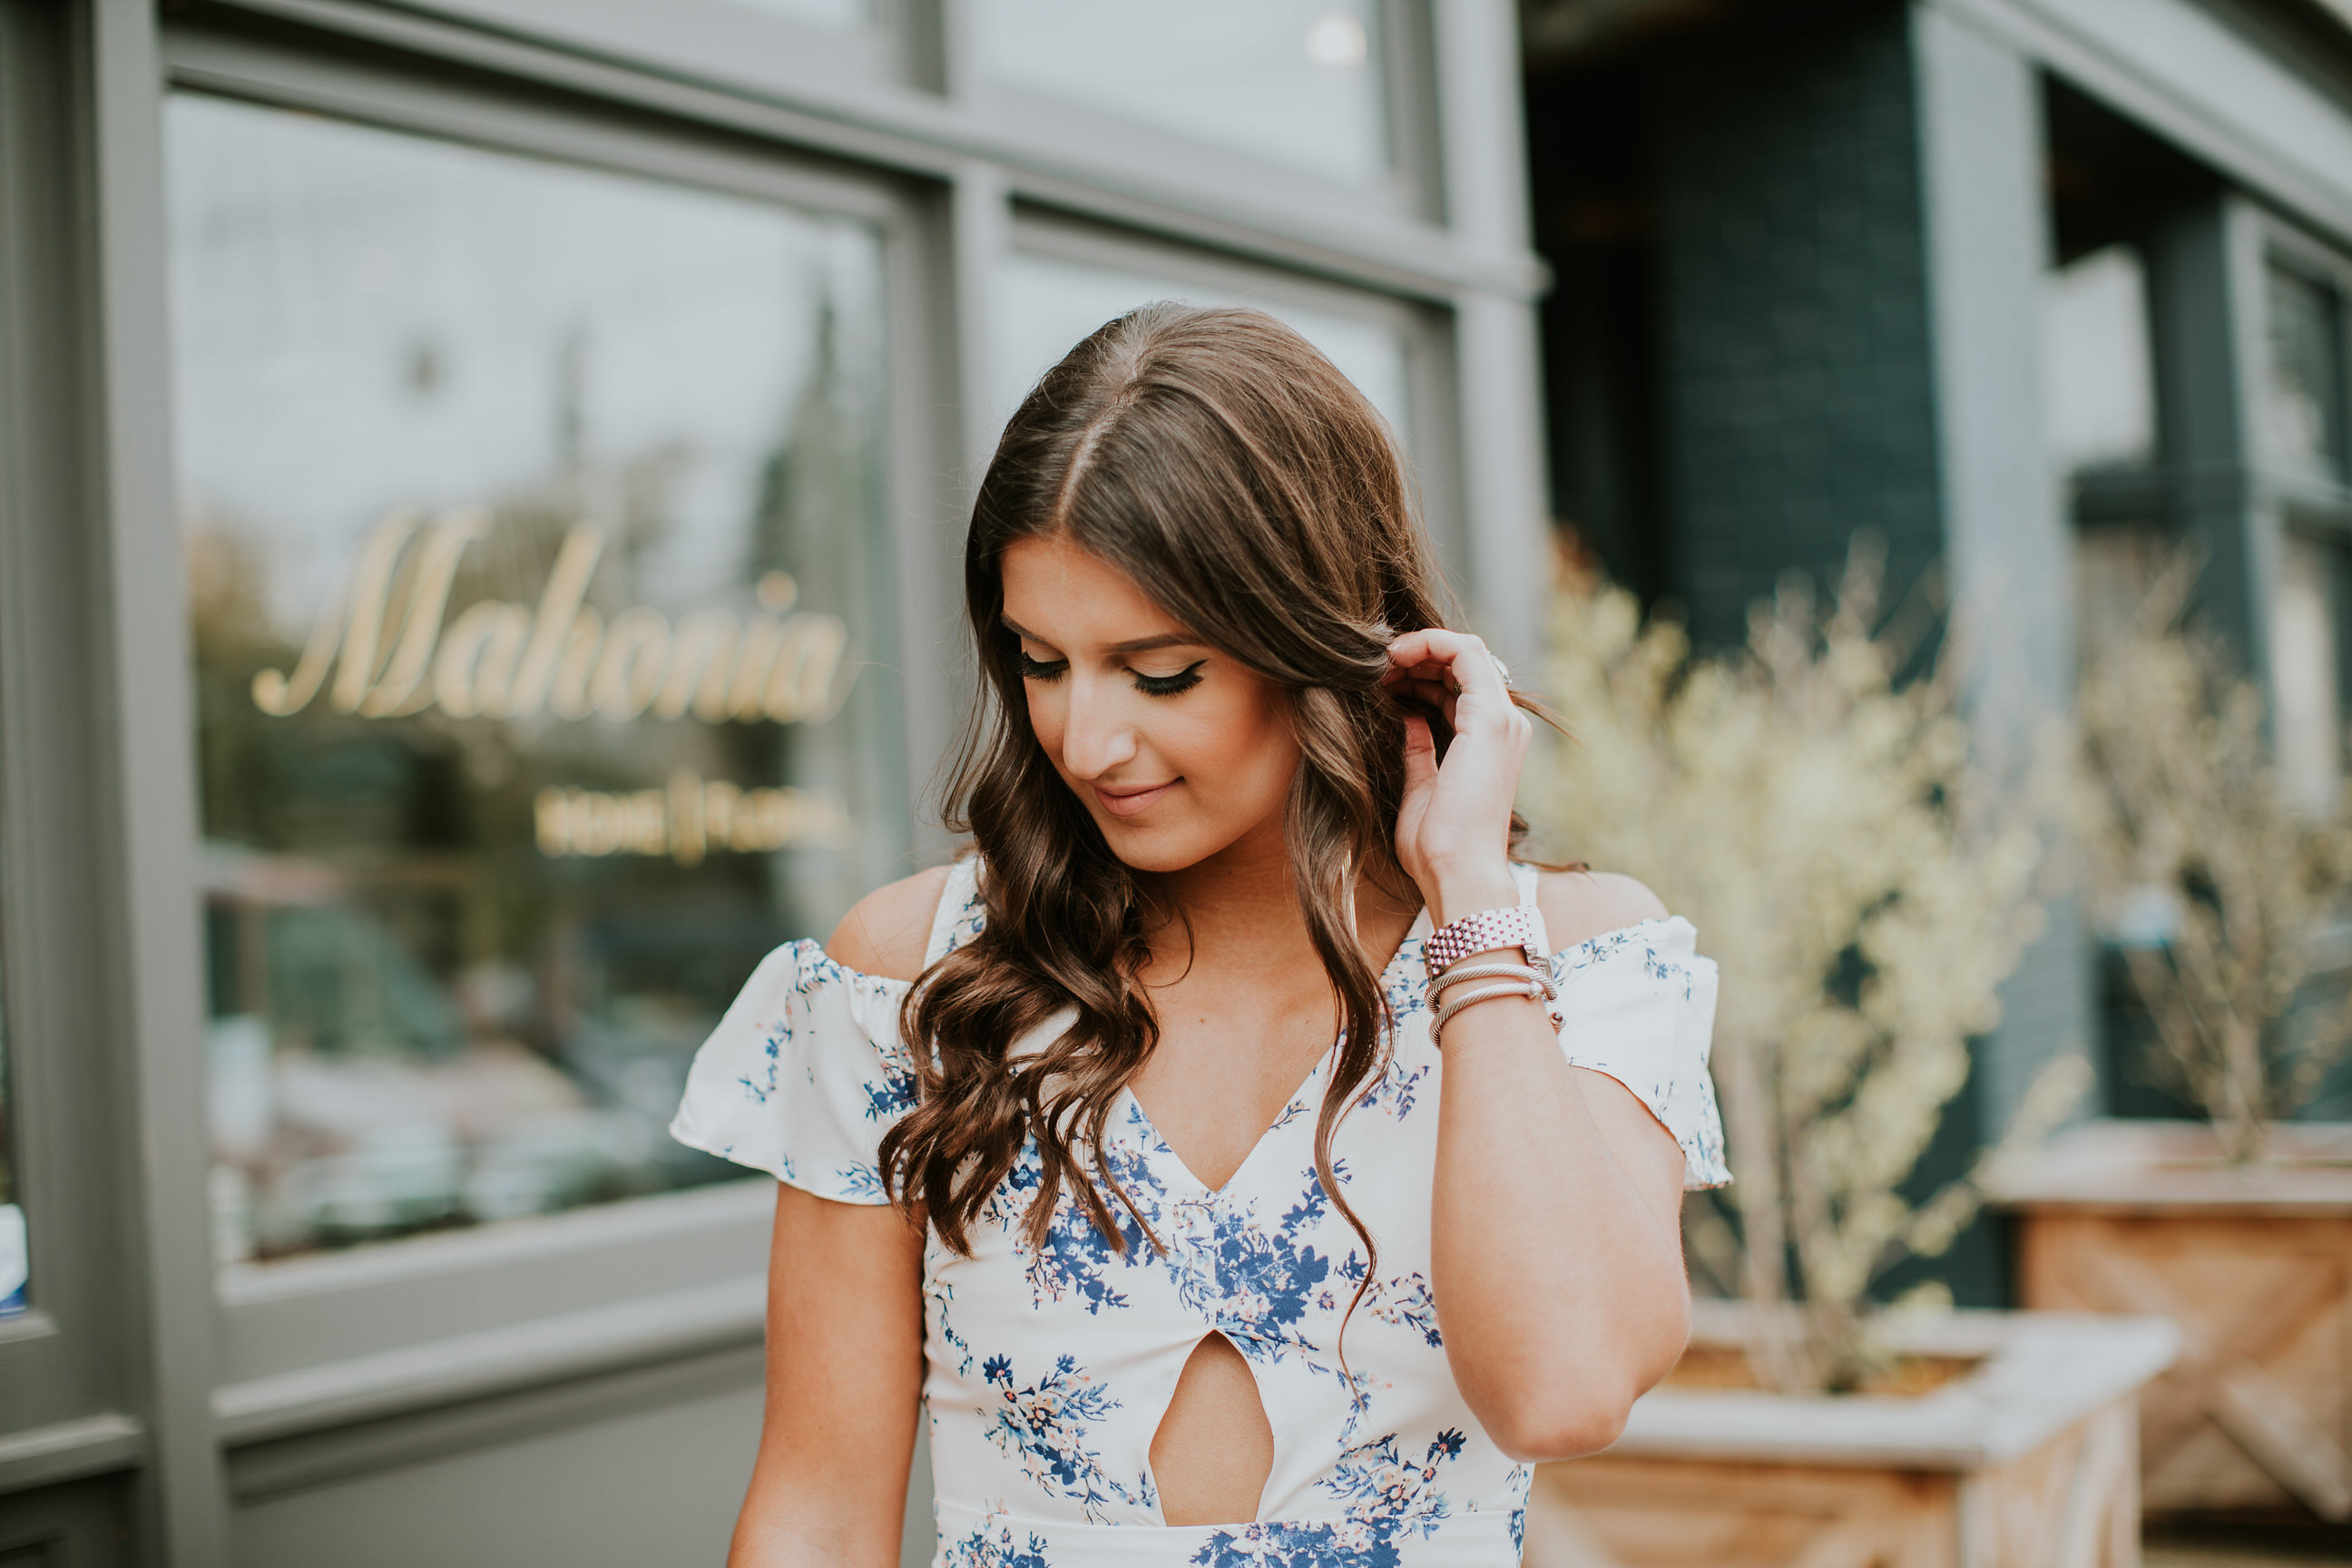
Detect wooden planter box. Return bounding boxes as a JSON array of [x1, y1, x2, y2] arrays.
[[1994, 1117, 2352, 1524], [1524, 1300, 2178, 1568]]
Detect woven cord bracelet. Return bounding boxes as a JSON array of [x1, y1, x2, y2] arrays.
[[1430, 976, 1552, 1047], [1429, 960, 1557, 1006]]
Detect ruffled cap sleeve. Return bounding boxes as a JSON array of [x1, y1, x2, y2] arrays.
[[668, 940, 917, 1204], [1548, 916, 1731, 1191]]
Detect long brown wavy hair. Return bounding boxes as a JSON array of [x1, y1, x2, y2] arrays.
[[878, 302, 1508, 1289]]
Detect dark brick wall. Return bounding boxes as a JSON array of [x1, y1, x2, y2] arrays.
[[1634, 5, 2015, 1305], [1649, 5, 1946, 649]]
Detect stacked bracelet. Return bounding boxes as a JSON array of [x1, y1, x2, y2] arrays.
[[1427, 956, 1558, 1048], [1422, 904, 1549, 979]]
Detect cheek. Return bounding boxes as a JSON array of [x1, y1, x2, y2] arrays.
[[1023, 681, 1066, 756], [1177, 691, 1298, 807]]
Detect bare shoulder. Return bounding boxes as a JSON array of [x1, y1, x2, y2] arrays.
[[826, 863, 956, 982], [1534, 868, 1671, 951]]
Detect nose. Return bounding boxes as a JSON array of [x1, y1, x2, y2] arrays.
[[1058, 672, 1139, 779]]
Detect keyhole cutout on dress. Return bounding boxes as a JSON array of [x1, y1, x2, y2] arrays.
[[1151, 1333, 1275, 1526]]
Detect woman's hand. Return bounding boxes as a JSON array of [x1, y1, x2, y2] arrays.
[[1385, 628, 1531, 926]]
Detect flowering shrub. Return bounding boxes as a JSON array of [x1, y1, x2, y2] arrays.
[[2072, 560, 2352, 1160], [1520, 544, 2082, 1393]]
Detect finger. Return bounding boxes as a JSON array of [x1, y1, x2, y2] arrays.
[[1387, 628, 1494, 684], [1400, 713, 1437, 795], [1391, 677, 1451, 711], [1389, 629, 1511, 712]]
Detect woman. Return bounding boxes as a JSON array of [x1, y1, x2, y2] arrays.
[[671, 303, 1728, 1567]]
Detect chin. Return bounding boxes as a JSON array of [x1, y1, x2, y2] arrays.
[[1086, 811, 1230, 876]]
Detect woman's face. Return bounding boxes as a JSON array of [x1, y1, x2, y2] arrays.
[[998, 533, 1298, 875]]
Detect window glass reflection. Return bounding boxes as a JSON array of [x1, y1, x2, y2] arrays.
[[2043, 245, 2156, 473], [169, 95, 903, 1260], [995, 250, 1411, 451], [2273, 534, 2347, 816], [976, 0, 1390, 188], [2266, 261, 2348, 485]]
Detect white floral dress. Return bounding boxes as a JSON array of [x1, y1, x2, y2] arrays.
[[671, 859, 1729, 1567]]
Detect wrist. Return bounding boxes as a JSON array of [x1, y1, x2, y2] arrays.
[[1424, 860, 1520, 929]]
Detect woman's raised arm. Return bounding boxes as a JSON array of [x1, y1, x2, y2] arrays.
[[1387, 626, 1694, 1462]]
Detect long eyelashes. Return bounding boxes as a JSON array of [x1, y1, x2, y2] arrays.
[[1014, 650, 1204, 699], [1132, 663, 1204, 698], [1014, 650, 1066, 682]]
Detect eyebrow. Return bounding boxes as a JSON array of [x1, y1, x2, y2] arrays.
[[999, 616, 1203, 657]]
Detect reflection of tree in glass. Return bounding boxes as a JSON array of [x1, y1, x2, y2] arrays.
[[188, 280, 901, 1258], [749, 298, 887, 936]]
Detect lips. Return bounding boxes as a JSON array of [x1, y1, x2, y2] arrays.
[[1092, 780, 1176, 818]]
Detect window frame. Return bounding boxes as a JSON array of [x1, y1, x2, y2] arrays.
[[2258, 213, 2352, 532], [960, 0, 1442, 229], [383, 0, 1449, 224], [148, 24, 960, 1481], [0, 0, 152, 1475], [179, 0, 1536, 303], [373, 0, 923, 94]]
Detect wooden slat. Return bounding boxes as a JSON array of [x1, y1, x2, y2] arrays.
[[2208, 1365, 2352, 1521], [1530, 1391, 2141, 1567], [2012, 1202, 2350, 1523]]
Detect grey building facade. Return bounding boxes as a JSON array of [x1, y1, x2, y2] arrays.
[[0, 4, 1550, 1565], [1527, 0, 2352, 1295]]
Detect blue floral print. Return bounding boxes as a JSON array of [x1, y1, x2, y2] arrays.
[[670, 858, 1730, 1565], [990, 1147, 1152, 1314], [942, 1514, 1054, 1568], [1367, 1269, 1443, 1348], [981, 1352, 1155, 1523], [1189, 1432, 1463, 1568]]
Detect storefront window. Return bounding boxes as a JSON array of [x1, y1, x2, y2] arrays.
[[2266, 260, 2349, 485], [168, 95, 902, 1260], [995, 250, 1411, 446], [2273, 533, 2347, 815], [975, 0, 1391, 188], [2044, 244, 2156, 474]]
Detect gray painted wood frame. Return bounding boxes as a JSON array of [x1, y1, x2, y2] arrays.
[[180, 0, 1545, 303], [1936, 0, 2352, 252], [1914, 5, 2098, 1136], [145, 12, 953, 1458], [0, 0, 159, 1518]]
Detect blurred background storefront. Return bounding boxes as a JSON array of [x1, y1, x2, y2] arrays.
[[1524, 0, 2352, 1304], [0, 2, 1544, 1565]]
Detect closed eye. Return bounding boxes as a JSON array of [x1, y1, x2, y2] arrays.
[[1132, 662, 1205, 698], [1014, 649, 1067, 682]]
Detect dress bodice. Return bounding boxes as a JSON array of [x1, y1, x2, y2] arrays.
[[671, 859, 1728, 1567]]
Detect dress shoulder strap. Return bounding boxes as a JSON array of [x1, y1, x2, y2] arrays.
[[923, 856, 985, 965], [1508, 859, 1542, 908]]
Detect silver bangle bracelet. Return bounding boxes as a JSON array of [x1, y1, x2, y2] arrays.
[[1430, 978, 1549, 1048], [1428, 960, 1556, 1006]]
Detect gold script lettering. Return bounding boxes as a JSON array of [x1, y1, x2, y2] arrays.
[[363, 506, 488, 716], [248, 514, 857, 729]]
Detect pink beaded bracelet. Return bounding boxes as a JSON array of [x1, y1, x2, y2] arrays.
[[1421, 904, 1550, 980]]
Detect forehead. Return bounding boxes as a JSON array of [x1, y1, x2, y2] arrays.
[[998, 534, 1192, 645]]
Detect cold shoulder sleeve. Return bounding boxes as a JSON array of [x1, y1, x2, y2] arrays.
[[1547, 917, 1731, 1191], [667, 941, 917, 1204]]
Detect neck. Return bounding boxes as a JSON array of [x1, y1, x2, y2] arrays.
[[1143, 817, 1419, 975]]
